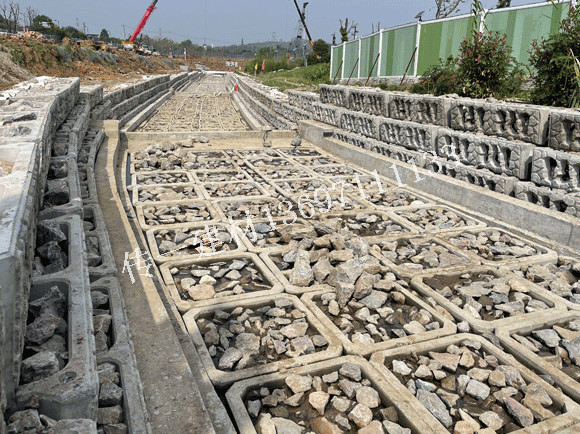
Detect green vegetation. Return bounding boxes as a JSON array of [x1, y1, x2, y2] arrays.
[[11, 47, 22, 65], [256, 63, 330, 92], [529, 5, 580, 107]]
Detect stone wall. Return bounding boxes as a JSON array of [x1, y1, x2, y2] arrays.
[[291, 84, 580, 217]]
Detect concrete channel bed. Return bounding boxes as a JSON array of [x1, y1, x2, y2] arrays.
[[2, 72, 580, 433]]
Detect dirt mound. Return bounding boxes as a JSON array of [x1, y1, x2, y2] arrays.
[[0, 34, 183, 90], [0, 45, 34, 90]]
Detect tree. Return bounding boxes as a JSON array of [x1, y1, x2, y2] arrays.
[[99, 28, 110, 42], [308, 39, 330, 64], [435, 0, 465, 19], [24, 6, 37, 29], [339, 18, 356, 43], [496, 0, 511, 8], [0, 1, 20, 33], [31, 15, 54, 32]]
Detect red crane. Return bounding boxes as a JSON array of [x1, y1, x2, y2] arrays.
[[129, 0, 158, 43]]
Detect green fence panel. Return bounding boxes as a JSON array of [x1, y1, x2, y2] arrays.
[[360, 34, 380, 79], [331, 45, 344, 79], [380, 25, 417, 77], [343, 40, 359, 80], [417, 16, 474, 75], [485, 3, 569, 66]]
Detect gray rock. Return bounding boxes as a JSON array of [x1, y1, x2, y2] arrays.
[[340, 362, 362, 381], [289, 250, 313, 287], [247, 400, 262, 418], [532, 329, 561, 348], [97, 406, 124, 425], [6, 409, 43, 433], [466, 379, 490, 400], [479, 411, 505, 430], [235, 333, 260, 355], [336, 282, 355, 308], [383, 420, 411, 434], [29, 286, 66, 318], [285, 374, 313, 394], [349, 403, 373, 428], [359, 290, 388, 310], [416, 389, 452, 428], [21, 351, 60, 383], [356, 386, 381, 408], [218, 347, 243, 370], [503, 395, 534, 427], [99, 381, 123, 406], [290, 336, 315, 355], [271, 417, 304, 434], [392, 360, 412, 376], [280, 322, 309, 339]]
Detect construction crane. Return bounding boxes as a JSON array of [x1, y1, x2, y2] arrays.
[[123, 0, 159, 52], [292, 0, 314, 49]]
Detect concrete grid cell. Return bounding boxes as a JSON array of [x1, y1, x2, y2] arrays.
[[548, 109, 580, 152], [369, 334, 580, 433], [410, 267, 569, 333], [182, 293, 342, 388], [159, 252, 284, 313], [301, 282, 456, 357], [387, 93, 450, 127], [319, 84, 350, 108], [378, 118, 438, 153], [146, 222, 247, 264], [226, 355, 438, 434], [347, 88, 388, 117]]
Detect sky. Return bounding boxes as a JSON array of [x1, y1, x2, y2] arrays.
[[22, 0, 545, 45]]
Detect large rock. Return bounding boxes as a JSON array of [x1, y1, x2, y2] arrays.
[[416, 389, 452, 428], [235, 333, 261, 355], [309, 391, 330, 415], [99, 381, 124, 407], [290, 250, 314, 287], [285, 374, 313, 394], [218, 347, 243, 370], [21, 351, 60, 383], [29, 286, 66, 318], [503, 396, 534, 427], [280, 322, 309, 339], [349, 404, 373, 428]]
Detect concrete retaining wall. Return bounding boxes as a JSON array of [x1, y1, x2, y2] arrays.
[[289, 84, 580, 220], [1, 75, 151, 431]]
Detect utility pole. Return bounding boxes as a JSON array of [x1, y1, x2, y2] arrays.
[[122, 25, 126, 40]]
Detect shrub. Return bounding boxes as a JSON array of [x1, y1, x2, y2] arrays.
[[411, 56, 458, 95], [455, 31, 521, 99], [529, 5, 580, 107]]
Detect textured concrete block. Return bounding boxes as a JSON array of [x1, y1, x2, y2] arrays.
[[436, 128, 534, 179], [378, 118, 438, 152], [271, 100, 311, 123], [449, 98, 549, 145], [79, 85, 104, 109], [531, 147, 580, 192], [387, 93, 449, 126], [514, 181, 580, 217], [548, 109, 580, 152], [347, 88, 387, 116], [319, 84, 350, 108], [311, 102, 344, 127], [287, 90, 319, 113], [339, 111, 379, 139]]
